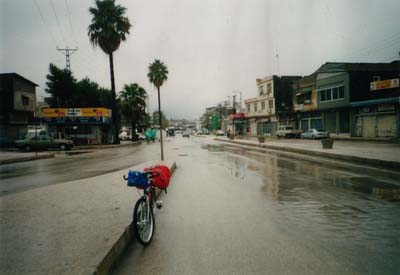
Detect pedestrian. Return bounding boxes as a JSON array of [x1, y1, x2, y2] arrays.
[[227, 129, 231, 138]]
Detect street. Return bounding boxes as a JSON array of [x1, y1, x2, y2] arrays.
[[112, 136, 400, 275], [0, 143, 160, 196]]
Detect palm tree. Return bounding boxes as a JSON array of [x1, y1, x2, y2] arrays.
[[119, 83, 147, 141], [88, 0, 131, 144], [147, 59, 168, 160]]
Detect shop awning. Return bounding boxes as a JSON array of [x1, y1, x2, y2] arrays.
[[350, 96, 400, 107]]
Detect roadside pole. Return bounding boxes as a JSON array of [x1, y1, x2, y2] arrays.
[[157, 86, 164, 161]]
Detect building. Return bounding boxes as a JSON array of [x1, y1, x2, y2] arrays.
[[313, 61, 400, 138], [292, 74, 323, 130], [201, 104, 235, 132], [245, 75, 300, 136], [40, 107, 112, 144], [0, 73, 38, 140]]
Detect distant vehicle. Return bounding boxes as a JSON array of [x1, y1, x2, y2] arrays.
[[0, 136, 15, 148], [276, 125, 303, 138], [15, 135, 73, 151], [202, 129, 210, 135], [300, 129, 329, 139], [182, 131, 190, 138], [216, 130, 225, 136], [119, 131, 129, 141]]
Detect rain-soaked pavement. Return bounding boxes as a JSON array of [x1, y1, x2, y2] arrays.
[[113, 136, 400, 275], [0, 144, 161, 196]]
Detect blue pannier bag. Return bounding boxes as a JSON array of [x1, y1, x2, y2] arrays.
[[127, 170, 148, 188]]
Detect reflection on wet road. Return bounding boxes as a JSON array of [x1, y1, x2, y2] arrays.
[[202, 142, 400, 274], [114, 137, 400, 275]]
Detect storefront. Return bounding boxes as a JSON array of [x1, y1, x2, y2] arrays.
[[352, 97, 399, 138], [228, 113, 248, 135], [40, 108, 112, 144]]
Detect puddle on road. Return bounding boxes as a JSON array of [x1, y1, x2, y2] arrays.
[[201, 142, 400, 202]]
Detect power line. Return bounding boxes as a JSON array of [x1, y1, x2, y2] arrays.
[[50, 0, 67, 46], [64, 0, 78, 46], [33, 0, 59, 46]]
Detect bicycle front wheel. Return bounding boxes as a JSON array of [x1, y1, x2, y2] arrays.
[[133, 196, 155, 245]]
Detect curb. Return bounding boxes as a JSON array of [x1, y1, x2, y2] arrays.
[[92, 161, 177, 275], [215, 138, 400, 170], [74, 141, 141, 150], [0, 153, 55, 165]]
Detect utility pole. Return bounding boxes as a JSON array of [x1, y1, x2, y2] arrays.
[[57, 47, 78, 71], [276, 49, 280, 76]]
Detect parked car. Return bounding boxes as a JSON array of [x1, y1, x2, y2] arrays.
[[202, 129, 210, 135], [276, 125, 303, 138], [182, 131, 190, 138], [15, 135, 73, 151], [0, 136, 15, 148], [300, 129, 329, 139], [216, 130, 225, 136]]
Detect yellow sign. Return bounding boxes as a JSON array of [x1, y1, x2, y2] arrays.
[[42, 108, 68, 117], [370, 78, 399, 91], [42, 108, 111, 118], [81, 108, 111, 117]]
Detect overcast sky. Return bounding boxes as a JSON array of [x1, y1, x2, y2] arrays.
[[1, 0, 399, 119]]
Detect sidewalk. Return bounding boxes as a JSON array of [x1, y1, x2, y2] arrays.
[[0, 160, 176, 275], [214, 136, 400, 170]]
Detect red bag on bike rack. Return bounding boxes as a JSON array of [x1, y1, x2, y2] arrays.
[[144, 165, 171, 189]]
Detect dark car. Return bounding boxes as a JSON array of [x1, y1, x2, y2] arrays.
[[15, 135, 73, 151]]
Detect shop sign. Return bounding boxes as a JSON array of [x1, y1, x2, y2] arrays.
[[370, 78, 399, 91], [42, 108, 111, 118], [41, 116, 110, 124], [42, 108, 68, 117]]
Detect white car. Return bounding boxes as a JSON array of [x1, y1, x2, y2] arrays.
[[300, 129, 329, 139]]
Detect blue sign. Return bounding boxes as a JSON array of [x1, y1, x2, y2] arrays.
[[41, 116, 111, 125]]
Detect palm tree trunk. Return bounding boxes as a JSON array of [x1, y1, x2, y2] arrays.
[[109, 52, 120, 144], [157, 86, 164, 161]]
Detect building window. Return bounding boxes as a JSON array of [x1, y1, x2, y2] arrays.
[[21, 95, 30, 106], [246, 104, 250, 113], [319, 86, 345, 102], [267, 83, 272, 94], [259, 85, 264, 95], [254, 103, 257, 112], [261, 101, 265, 110], [268, 100, 273, 109], [332, 87, 338, 100], [338, 86, 344, 98]]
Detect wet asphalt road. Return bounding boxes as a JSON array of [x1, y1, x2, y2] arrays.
[[0, 143, 161, 196], [112, 136, 400, 275]]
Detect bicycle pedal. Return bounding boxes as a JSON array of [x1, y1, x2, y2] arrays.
[[156, 200, 163, 209]]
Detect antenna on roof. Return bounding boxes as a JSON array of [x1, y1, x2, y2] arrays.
[[276, 49, 280, 76]]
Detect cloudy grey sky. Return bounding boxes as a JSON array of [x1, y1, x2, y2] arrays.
[[1, 0, 399, 119]]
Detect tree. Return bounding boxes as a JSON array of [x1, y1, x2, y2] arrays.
[[88, 0, 131, 144], [45, 63, 77, 107], [147, 59, 168, 160], [119, 83, 147, 141]]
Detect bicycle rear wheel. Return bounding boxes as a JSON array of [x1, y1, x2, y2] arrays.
[[133, 196, 155, 245]]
